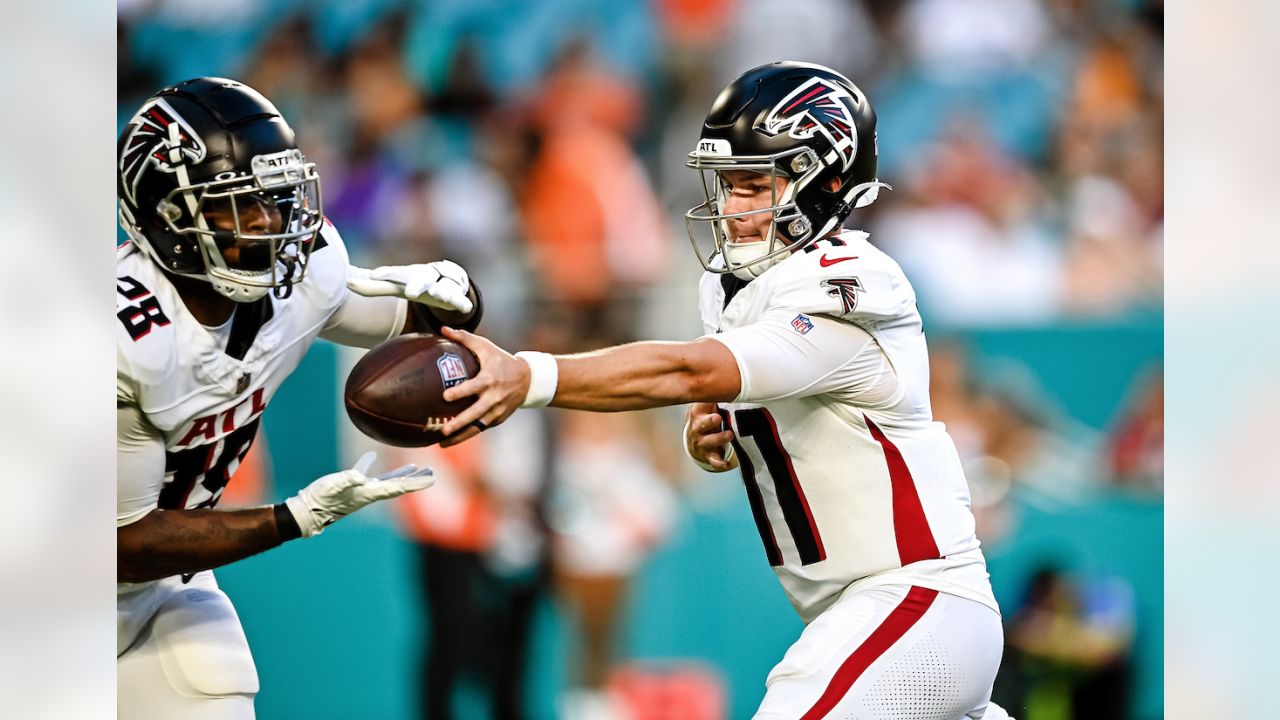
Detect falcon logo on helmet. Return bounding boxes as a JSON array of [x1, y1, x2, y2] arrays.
[[759, 78, 858, 171], [119, 98, 207, 207]]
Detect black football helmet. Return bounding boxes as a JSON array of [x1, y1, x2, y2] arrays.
[[117, 77, 323, 301], [685, 61, 888, 279]]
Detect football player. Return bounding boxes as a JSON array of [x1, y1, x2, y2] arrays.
[[436, 62, 1014, 719], [116, 78, 482, 719]]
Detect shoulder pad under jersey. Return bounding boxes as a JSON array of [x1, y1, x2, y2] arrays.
[[697, 270, 726, 334], [765, 232, 916, 323], [300, 217, 351, 312], [115, 244, 180, 402]]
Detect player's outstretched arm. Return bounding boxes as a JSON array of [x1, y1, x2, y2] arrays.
[[436, 326, 742, 446], [117, 505, 295, 583], [346, 260, 483, 334], [324, 261, 484, 349], [117, 452, 433, 583]]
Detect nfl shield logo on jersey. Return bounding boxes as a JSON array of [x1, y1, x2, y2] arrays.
[[436, 353, 469, 389], [791, 314, 815, 335]]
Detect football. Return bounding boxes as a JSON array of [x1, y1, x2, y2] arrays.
[[344, 334, 480, 447]]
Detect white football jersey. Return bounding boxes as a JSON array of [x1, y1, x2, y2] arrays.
[[700, 230, 997, 622], [116, 220, 354, 526]]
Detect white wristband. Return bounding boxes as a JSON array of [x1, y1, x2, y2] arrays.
[[515, 351, 558, 408]]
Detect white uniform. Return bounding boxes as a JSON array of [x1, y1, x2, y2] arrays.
[[116, 221, 405, 719], [699, 230, 1009, 719]]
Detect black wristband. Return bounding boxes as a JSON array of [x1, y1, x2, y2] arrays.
[[411, 280, 484, 334], [274, 502, 303, 541]]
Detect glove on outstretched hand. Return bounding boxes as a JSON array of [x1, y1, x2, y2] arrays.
[[346, 260, 474, 315], [285, 452, 434, 538]]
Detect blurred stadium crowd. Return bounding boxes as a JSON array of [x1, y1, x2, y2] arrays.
[[118, 0, 1163, 718]]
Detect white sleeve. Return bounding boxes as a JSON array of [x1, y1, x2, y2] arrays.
[[708, 310, 899, 405], [117, 403, 166, 527], [320, 289, 408, 348]]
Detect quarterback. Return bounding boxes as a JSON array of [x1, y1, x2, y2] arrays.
[[116, 78, 481, 719], [439, 63, 1013, 719]]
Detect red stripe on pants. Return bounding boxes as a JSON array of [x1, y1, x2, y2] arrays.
[[799, 586, 940, 720]]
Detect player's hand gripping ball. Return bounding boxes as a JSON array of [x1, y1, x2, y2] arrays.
[[344, 334, 481, 447]]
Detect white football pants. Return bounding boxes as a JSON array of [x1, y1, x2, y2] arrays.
[[755, 584, 1011, 719], [117, 571, 258, 719]]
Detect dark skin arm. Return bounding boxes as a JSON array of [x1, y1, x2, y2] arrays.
[[118, 270, 482, 582], [116, 402, 301, 583], [117, 507, 294, 583]]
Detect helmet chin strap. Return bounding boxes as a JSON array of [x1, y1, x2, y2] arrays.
[[209, 273, 272, 302], [724, 239, 782, 280], [274, 254, 297, 299]]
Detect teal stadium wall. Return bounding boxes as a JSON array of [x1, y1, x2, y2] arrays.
[[218, 317, 1163, 719]]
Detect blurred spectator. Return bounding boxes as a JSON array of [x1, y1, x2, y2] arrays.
[[1060, 171, 1162, 315], [928, 340, 991, 463], [928, 342, 1015, 543], [712, 0, 882, 86], [927, 345, 1098, 504], [1104, 367, 1163, 492], [316, 14, 432, 256], [116, 0, 1164, 326], [899, 0, 1050, 75], [371, 112, 540, 345], [654, 0, 738, 51], [996, 566, 1136, 720], [521, 43, 670, 329], [365, 169, 447, 267], [547, 408, 679, 720], [427, 36, 498, 118], [1053, 4, 1163, 316], [529, 38, 646, 138], [125, 0, 271, 86], [344, 14, 423, 143], [974, 362, 1099, 503], [871, 124, 1066, 326], [385, 315, 571, 718], [872, 0, 1064, 168], [391, 412, 554, 720]]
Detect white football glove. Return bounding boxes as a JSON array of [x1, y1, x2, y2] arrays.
[[284, 452, 435, 538], [346, 260, 474, 314]]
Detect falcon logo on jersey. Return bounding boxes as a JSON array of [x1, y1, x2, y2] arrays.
[[791, 314, 815, 335], [759, 78, 858, 171], [822, 276, 864, 314], [437, 353, 469, 389], [119, 98, 208, 206]]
